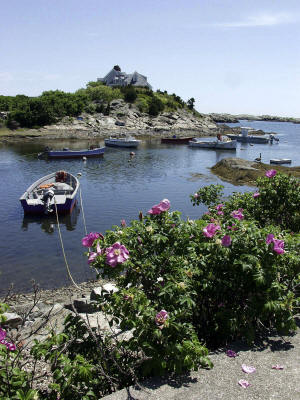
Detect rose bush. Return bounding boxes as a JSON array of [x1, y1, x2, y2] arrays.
[[27, 174, 299, 399]]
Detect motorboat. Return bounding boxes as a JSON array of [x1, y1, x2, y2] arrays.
[[20, 171, 79, 215], [226, 127, 270, 144], [104, 136, 141, 148], [38, 146, 105, 159], [161, 136, 195, 144], [188, 136, 237, 150], [270, 159, 291, 164]]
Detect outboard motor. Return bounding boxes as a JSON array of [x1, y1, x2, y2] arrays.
[[42, 189, 55, 214]]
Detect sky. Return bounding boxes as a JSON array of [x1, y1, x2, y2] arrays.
[[1, 0, 300, 117]]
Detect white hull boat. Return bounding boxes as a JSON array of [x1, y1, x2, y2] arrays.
[[189, 137, 237, 150], [104, 136, 141, 148], [20, 171, 79, 215]]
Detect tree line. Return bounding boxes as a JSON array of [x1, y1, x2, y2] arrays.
[[0, 81, 196, 129]]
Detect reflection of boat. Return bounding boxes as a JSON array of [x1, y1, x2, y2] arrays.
[[104, 136, 141, 148], [226, 127, 270, 144], [161, 136, 195, 144], [20, 171, 79, 215], [189, 136, 237, 150], [22, 206, 80, 233], [270, 159, 291, 164], [38, 146, 105, 159]]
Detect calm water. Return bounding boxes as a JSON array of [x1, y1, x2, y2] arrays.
[[0, 120, 299, 294]]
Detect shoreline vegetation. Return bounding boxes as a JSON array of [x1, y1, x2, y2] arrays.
[[0, 80, 291, 143]]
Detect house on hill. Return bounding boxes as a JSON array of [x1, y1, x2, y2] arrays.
[[98, 65, 152, 89]]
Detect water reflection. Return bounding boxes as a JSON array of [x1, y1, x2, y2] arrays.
[[22, 205, 80, 234]]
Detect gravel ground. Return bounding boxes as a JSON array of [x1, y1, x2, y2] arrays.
[[2, 283, 299, 399], [103, 324, 300, 400]]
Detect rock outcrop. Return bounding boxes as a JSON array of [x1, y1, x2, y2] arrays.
[[209, 113, 300, 124], [42, 99, 219, 138], [211, 158, 300, 186]]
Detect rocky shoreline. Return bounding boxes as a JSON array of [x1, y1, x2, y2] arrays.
[[211, 158, 300, 186], [209, 112, 300, 124]]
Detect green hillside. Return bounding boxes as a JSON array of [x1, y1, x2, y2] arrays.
[[0, 81, 196, 129]]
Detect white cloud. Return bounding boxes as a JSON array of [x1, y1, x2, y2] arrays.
[[213, 12, 297, 28]]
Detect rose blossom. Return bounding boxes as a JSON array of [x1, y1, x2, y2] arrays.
[[221, 235, 232, 247], [253, 192, 260, 198], [105, 242, 129, 267], [88, 243, 103, 264], [148, 199, 170, 215], [216, 204, 224, 211], [155, 310, 169, 328], [82, 232, 103, 247], [273, 239, 285, 254], [203, 223, 221, 238], [231, 210, 244, 220], [265, 169, 277, 178], [266, 234, 275, 244]]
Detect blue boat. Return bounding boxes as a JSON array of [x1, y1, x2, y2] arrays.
[[20, 171, 80, 215], [38, 146, 105, 159]]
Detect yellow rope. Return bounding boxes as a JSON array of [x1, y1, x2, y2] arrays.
[[54, 199, 81, 289]]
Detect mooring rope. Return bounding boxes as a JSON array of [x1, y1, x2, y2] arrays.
[[54, 198, 81, 289], [79, 185, 88, 237]]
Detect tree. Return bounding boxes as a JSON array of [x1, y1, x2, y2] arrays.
[[187, 97, 195, 110], [124, 86, 137, 103]]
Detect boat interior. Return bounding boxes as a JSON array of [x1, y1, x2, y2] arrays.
[[27, 172, 77, 200]]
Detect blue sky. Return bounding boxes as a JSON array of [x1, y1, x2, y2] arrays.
[[1, 0, 299, 116]]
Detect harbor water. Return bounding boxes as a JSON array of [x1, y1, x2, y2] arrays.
[[0, 120, 299, 294]]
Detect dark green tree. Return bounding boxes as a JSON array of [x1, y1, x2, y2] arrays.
[[187, 97, 195, 110]]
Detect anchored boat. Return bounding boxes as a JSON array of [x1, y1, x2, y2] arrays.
[[226, 127, 270, 144], [270, 159, 292, 165], [104, 136, 141, 148], [20, 171, 80, 215], [161, 136, 195, 144], [38, 146, 105, 159], [189, 136, 237, 150]]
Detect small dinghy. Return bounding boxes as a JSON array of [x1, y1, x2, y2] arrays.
[[20, 171, 80, 215], [270, 159, 292, 164], [38, 146, 105, 159], [104, 136, 141, 148]]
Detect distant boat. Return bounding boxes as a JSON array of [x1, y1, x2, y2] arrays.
[[270, 158, 292, 164], [104, 136, 141, 148], [20, 171, 79, 215], [226, 127, 270, 144], [161, 136, 195, 144], [38, 146, 105, 159], [189, 137, 237, 150]]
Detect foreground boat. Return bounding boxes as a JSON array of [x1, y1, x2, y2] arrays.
[[20, 171, 79, 215], [161, 136, 195, 144], [104, 136, 141, 148], [38, 146, 105, 159], [189, 137, 237, 150]]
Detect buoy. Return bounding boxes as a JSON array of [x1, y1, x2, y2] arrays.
[[77, 172, 82, 177], [82, 156, 87, 161], [130, 151, 135, 157]]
